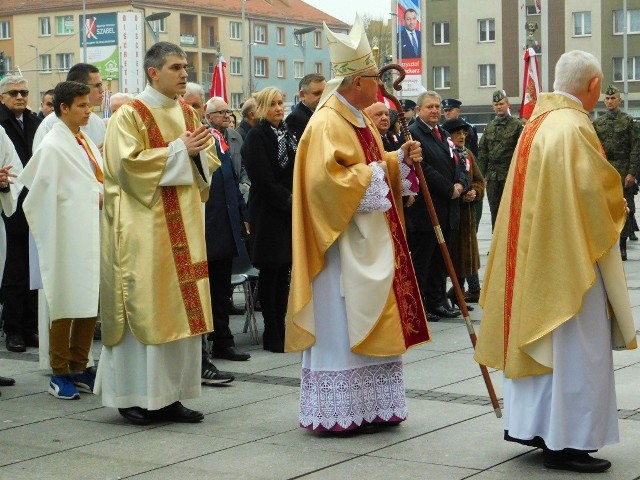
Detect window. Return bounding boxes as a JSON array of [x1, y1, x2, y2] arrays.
[[314, 31, 322, 48], [254, 57, 268, 77], [56, 53, 74, 71], [254, 24, 267, 44], [229, 21, 242, 40], [208, 26, 216, 48], [573, 11, 592, 36], [294, 61, 304, 79], [433, 66, 450, 89], [277, 60, 286, 78], [230, 56, 242, 75], [314, 62, 323, 74], [526, 5, 541, 15], [479, 19, 495, 42], [614, 9, 640, 34], [0, 21, 9, 40], [230, 93, 243, 110], [293, 33, 306, 47], [149, 17, 166, 34], [613, 57, 640, 81], [39, 17, 51, 36], [40, 54, 52, 72], [56, 15, 74, 35], [276, 26, 285, 45], [433, 22, 449, 45], [479, 64, 496, 87]]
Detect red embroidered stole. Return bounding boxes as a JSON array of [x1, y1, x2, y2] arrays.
[[503, 112, 547, 364], [129, 99, 209, 335], [353, 125, 430, 348], [75, 132, 103, 183]]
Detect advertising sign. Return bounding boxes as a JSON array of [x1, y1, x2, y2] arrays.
[[397, 0, 423, 96], [117, 12, 144, 94], [79, 13, 119, 80]]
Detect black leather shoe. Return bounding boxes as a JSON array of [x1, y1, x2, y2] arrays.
[[154, 402, 204, 423], [119, 407, 154, 426], [427, 312, 440, 323], [6, 333, 26, 352], [229, 304, 245, 315], [212, 346, 251, 361], [0, 376, 15, 386], [630, 232, 638, 241], [24, 333, 39, 348], [544, 450, 611, 473], [430, 305, 461, 318]]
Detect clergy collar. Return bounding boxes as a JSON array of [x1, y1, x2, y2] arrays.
[[554, 90, 583, 108], [334, 91, 365, 127], [138, 84, 180, 108]]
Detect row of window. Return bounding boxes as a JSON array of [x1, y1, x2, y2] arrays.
[[229, 22, 322, 47], [0, 16, 75, 39], [432, 20, 494, 45], [38, 53, 74, 71], [241, 57, 324, 79]]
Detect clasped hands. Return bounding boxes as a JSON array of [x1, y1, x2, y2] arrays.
[[0, 165, 16, 189], [180, 126, 212, 157]]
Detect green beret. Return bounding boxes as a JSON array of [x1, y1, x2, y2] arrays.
[[492, 90, 507, 102], [605, 84, 620, 96]]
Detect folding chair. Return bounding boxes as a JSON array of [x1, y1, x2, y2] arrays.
[[231, 244, 260, 344]]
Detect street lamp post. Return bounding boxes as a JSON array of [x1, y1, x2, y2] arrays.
[[145, 12, 171, 46], [28, 44, 39, 101]]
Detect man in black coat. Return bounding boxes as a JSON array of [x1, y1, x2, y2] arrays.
[[0, 75, 41, 352], [285, 73, 325, 142], [236, 98, 258, 140], [407, 91, 468, 320]]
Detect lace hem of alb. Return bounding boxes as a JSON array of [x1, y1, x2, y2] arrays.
[[299, 361, 407, 431], [356, 162, 391, 213]]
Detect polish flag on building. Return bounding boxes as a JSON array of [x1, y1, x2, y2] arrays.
[[520, 47, 541, 120], [209, 55, 227, 102]]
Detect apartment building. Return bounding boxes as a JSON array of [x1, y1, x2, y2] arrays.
[[0, 0, 346, 110]]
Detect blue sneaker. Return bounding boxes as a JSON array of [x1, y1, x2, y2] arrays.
[[49, 375, 80, 400], [71, 369, 95, 393]]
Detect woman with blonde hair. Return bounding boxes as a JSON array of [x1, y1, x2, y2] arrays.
[[241, 87, 296, 352]]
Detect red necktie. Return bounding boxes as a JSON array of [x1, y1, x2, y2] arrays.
[[432, 127, 442, 141]]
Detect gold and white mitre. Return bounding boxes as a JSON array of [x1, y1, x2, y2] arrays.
[[317, 14, 376, 109]]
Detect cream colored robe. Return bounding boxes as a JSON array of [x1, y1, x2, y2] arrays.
[[475, 93, 637, 379], [100, 85, 219, 346]]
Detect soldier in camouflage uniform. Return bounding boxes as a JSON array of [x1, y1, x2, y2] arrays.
[[593, 84, 640, 261], [477, 90, 523, 230]]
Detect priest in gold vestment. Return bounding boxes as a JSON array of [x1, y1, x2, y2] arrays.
[[286, 17, 429, 433], [95, 42, 219, 425], [475, 51, 637, 473]]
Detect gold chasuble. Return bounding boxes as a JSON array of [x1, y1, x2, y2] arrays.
[[285, 95, 429, 356], [101, 95, 219, 346], [475, 93, 637, 379]]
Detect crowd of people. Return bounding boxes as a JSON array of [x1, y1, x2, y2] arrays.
[[0, 18, 638, 474]]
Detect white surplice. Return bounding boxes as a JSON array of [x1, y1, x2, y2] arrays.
[[0, 125, 23, 283]]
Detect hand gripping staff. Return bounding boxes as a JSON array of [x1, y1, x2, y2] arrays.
[[378, 63, 502, 418]]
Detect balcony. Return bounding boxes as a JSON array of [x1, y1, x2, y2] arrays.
[[180, 34, 197, 47]]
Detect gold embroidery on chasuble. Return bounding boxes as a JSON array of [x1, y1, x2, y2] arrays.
[[129, 99, 209, 335], [503, 112, 548, 365]]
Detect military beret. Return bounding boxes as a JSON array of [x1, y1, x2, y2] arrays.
[[605, 84, 620, 96], [442, 118, 469, 134], [399, 99, 417, 111], [492, 89, 507, 102], [442, 98, 462, 110]]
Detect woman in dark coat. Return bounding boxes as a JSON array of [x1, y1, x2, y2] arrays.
[[443, 118, 485, 308], [241, 87, 296, 353]]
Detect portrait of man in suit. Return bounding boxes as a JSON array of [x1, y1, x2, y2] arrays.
[[399, 8, 421, 59]]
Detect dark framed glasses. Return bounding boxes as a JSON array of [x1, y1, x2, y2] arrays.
[[3, 89, 29, 97]]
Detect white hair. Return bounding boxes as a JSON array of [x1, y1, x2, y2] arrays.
[[205, 96, 226, 113], [184, 81, 204, 99], [553, 50, 603, 95], [109, 92, 133, 103]]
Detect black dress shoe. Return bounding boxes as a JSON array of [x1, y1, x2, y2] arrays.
[[464, 290, 480, 303], [119, 407, 154, 426], [430, 305, 461, 318], [427, 312, 440, 323], [212, 346, 251, 361], [630, 232, 638, 241], [154, 402, 204, 423], [543, 450, 611, 473], [229, 304, 246, 315], [24, 333, 39, 348], [0, 376, 15, 386], [6, 333, 26, 352]]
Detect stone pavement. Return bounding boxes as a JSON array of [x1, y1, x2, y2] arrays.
[[1, 202, 639, 480]]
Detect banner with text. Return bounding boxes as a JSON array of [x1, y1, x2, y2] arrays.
[[79, 12, 119, 80], [117, 12, 144, 94], [397, 0, 423, 96]]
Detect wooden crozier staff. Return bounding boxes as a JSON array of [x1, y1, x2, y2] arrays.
[[379, 63, 502, 418]]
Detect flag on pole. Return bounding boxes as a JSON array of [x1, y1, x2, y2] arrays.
[[210, 55, 228, 102], [520, 47, 540, 120], [376, 89, 396, 110]]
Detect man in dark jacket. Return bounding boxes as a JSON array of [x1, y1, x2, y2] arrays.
[[407, 91, 468, 321], [0, 75, 41, 352], [236, 98, 257, 140], [285, 73, 325, 142]]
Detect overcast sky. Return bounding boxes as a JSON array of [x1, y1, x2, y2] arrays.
[[302, 0, 393, 24]]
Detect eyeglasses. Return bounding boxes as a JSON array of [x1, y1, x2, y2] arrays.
[[87, 82, 104, 89], [3, 90, 29, 97], [209, 109, 233, 115]]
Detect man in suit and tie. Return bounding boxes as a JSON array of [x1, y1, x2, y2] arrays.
[[400, 9, 421, 59], [407, 91, 468, 321]]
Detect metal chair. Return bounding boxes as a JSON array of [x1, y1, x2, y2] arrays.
[[231, 244, 260, 344]]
